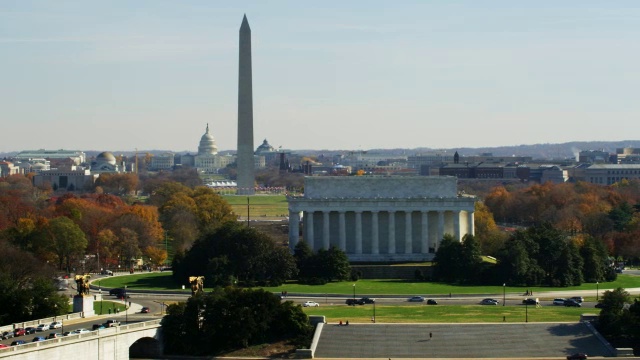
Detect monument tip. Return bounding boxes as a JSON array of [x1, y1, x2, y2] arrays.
[[241, 14, 250, 30]]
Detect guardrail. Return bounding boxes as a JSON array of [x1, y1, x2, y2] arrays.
[[0, 313, 85, 334]]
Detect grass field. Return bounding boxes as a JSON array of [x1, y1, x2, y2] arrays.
[[222, 195, 288, 218], [67, 301, 126, 315], [96, 272, 640, 297], [301, 304, 585, 323]]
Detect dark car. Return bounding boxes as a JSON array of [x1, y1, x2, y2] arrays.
[[92, 324, 106, 330], [360, 297, 375, 304], [567, 353, 587, 360], [109, 288, 126, 297], [32, 336, 46, 342], [346, 298, 364, 306], [140, 307, 150, 313], [24, 327, 37, 335], [408, 296, 425, 302], [10, 340, 25, 346], [569, 296, 584, 303], [1, 331, 14, 340], [564, 299, 581, 307], [46, 333, 62, 339], [522, 298, 539, 305], [427, 299, 438, 305], [13, 328, 26, 337]]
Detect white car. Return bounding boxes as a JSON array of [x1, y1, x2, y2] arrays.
[[50, 321, 62, 329], [72, 328, 90, 334], [303, 301, 320, 307], [35, 324, 50, 332]]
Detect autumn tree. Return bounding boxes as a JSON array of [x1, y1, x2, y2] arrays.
[[45, 216, 88, 271], [145, 246, 168, 266]]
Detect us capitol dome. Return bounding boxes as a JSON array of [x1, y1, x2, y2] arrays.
[[198, 123, 218, 155]]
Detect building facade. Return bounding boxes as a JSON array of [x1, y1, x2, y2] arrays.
[[288, 176, 476, 262]]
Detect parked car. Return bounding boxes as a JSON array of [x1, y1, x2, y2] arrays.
[[10, 340, 25, 346], [46, 333, 62, 339], [92, 324, 106, 330], [24, 327, 37, 335], [427, 299, 438, 305], [480, 298, 499, 305], [569, 296, 584, 303], [140, 307, 150, 313], [360, 297, 375, 304], [50, 321, 62, 329], [72, 328, 90, 334], [1, 331, 14, 340], [346, 298, 364, 306], [35, 324, 50, 332], [303, 301, 320, 307], [32, 336, 46, 342], [567, 353, 587, 360], [408, 296, 425, 302], [13, 328, 26, 337], [104, 319, 121, 327], [522, 298, 539, 305], [564, 299, 581, 307], [553, 298, 566, 305]]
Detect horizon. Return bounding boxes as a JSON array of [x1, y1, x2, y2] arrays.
[[2, 1, 640, 152]]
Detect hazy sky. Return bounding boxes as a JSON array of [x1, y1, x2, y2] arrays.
[[2, 1, 639, 153]]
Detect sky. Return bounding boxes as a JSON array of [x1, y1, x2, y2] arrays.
[[2, 1, 639, 153]]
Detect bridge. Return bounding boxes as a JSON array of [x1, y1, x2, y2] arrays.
[[0, 320, 162, 360]]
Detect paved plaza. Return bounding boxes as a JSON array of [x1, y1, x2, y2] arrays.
[[314, 322, 613, 359]]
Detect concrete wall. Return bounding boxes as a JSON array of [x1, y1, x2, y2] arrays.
[[304, 176, 458, 199], [0, 320, 161, 360]]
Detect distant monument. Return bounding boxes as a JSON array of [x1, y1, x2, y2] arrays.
[[73, 274, 94, 316], [189, 276, 205, 296], [236, 14, 256, 195]]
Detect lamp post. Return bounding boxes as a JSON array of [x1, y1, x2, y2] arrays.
[[596, 281, 599, 302], [503, 283, 506, 306], [124, 285, 128, 325], [246, 197, 250, 227], [525, 302, 528, 323], [352, 284, 356, 300], [373, 300, 376, 323]]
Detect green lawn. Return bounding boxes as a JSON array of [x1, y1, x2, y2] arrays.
[[95, 272, 640, 297], [222, 195, 288, 218], [301, 304, 587, 323], [67, 301, 126, 315]]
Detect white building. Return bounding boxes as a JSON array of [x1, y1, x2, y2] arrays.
[[288, 176, 476, 262], [191, 124, 236, 174], [150, 152, 175, 170], [15, 149, 86, 165]]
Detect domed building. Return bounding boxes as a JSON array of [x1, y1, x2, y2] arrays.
[[193, 124, 234, 174], [255, 139, 279, 166], [90, 151, 133, 173]]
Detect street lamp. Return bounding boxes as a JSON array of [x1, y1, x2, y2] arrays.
[[352, 284, 356, 300], [124, 285, 128, 325], [596, 282, 599, 302], [503, 283, 506, 306], [373, 300, 376, 323]]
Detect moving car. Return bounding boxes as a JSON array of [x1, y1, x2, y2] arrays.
[[345, 299, 364, 306], [104, 319, 121, 327], [553, 298, 566, 305], [24, 327, 37, 335], [567, 353, 587, 360], [408, 296, 425, 302], [46, 333, 62, 339], [140, 307, 150, 313], [72, 328, 90, 334], [13, 328, 26, 337], [0, 344, 8, 349], [564, 299, 581, 307], [35, 324, 50, 332], [427, 299, 438, 305], [360, 297, 375, 304], [92, 324, 106, 330], [10, 340, 25, 346], [50, 321, 62, 329], [1, 331, 14, 340], [303, 301, 320, 307], [522, 298, 539, 305], [101, 269, 113, 276], [32, 336, 46, 342], [480, 298, 499, 305], [569, 296, 584, 303]]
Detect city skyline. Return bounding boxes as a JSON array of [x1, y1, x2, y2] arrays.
[[2, 1, 640, 152]]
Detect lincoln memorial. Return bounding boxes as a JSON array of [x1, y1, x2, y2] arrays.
[[287, 176, 476, 262]]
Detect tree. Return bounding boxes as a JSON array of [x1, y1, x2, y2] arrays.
[[316, 246, 351, 282], [433, 234, 463, 283], [145, 246, 168, 267], [46, 216, 88, 271]]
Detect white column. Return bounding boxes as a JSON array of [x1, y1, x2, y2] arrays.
[[388, 210, 396, 254], [307, 211, 314, 250], [355, 211, 363, 254], [339, 211, 346, 251], [437, 210, 445, 249], [467, 211, 475, 236], [371, 211, 379, 255], [405, 211, 412, 254], [288, 210, 300, 252], [453, 211, 461, 241], [421, 211, 429, 254], [323, 211, 330, 249]]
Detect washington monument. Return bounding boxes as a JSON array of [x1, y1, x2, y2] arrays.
[[236, 14, 255, 195]]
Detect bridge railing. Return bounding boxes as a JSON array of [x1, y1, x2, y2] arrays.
[[0, 320, 162, 355], [0, 312, 85, 333]]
